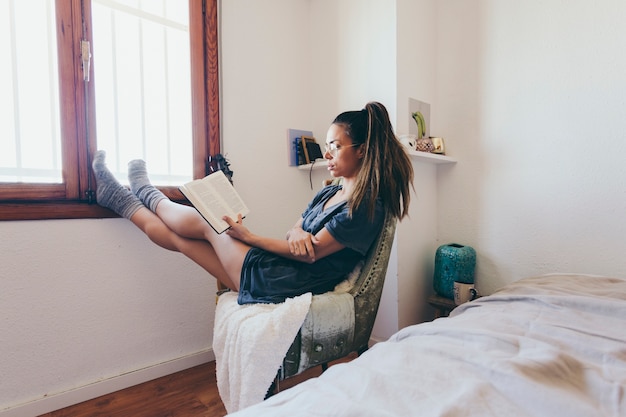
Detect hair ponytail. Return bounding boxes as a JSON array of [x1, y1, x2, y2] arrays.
[[335, 102, 414, 221]]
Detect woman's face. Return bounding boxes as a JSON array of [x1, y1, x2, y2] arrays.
[[324, 123, 363, 178]]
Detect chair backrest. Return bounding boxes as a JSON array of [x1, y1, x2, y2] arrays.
[[349, 212, 397, 350]]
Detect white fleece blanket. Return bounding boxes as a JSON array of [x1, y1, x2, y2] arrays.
[[213, 291, 312, 414]]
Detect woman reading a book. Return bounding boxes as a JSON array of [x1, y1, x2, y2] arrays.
[[92, 101, 413, 304]]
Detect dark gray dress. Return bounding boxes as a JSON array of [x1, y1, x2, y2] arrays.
[[237, 185, 385, 304]]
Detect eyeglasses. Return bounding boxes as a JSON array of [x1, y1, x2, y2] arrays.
[[324, 142, 360, 157]]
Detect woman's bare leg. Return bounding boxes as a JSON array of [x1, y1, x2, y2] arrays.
[[129, 207, 244, 290], [93, 150, 248, 290], [131, 180, 251, 286], [127, 158, 253, 278], [154, 199, 213, 240], [128, 158, 214, 240], [147, 200, 252, 289]]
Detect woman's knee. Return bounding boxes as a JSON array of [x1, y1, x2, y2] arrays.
[[144, 222, 179, 251], [157, 201, 207, 239]]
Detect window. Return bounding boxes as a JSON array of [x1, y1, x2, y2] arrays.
[[0, 0, 219, 220], [1, 0, 62, 184]]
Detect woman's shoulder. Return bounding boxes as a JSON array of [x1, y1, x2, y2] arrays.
[[348, 195, 386, 228]]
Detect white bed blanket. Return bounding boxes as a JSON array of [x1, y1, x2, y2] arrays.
[[229, 274, 626, 416], [213, 291, 311, 414]]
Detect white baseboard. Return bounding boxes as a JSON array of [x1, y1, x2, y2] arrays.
[[1, 349, 215, 417]]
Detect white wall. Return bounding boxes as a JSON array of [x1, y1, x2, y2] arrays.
[[0, 219, 215, 415], [435, 0, 626, 295], [393, 0, 441, 331], [219, 0, 330, 235]]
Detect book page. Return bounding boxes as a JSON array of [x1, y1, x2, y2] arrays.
[[190, 185, 231, 232], [180, 170, 249, 234], [210, 174, 247, 215]]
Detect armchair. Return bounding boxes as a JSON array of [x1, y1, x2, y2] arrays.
[[275, 211, 397, 385], [215, 211, 397, 398]]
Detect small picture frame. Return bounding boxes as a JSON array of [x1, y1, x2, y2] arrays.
[[409, 98, 431, 139], [300, 136, 323, 164]]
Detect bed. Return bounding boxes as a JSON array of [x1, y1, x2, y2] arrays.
[[227, 273, 626, 416]]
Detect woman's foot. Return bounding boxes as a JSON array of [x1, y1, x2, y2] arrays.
[[128, 159, 167, 212], [92, 150, 144, 219]]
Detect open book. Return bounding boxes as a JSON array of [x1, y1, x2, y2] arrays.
[[179, 170, 250, 234]]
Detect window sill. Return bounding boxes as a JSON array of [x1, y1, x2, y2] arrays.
[[0, 201, 117, 220], [0, 187, 188, 220]]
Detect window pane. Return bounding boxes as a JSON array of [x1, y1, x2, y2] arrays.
[[0, 0, 62, 183], [92, 0, 192, 186]]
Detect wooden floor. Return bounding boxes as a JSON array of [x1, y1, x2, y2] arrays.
[[39, 355, 355, 417]]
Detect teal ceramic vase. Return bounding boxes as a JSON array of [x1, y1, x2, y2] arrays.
[[433, 243, 476, 299]]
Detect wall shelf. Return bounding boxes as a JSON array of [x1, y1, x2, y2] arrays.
[[297, 159, 328, 170], [407, 150, 457, 164], [296, 152, 456, 170]]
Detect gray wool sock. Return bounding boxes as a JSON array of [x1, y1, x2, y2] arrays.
[[128, 159, 167, 212], [92, 150, 144, 219]]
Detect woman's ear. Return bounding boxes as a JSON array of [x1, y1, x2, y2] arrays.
[[356, 144, 366, 159]]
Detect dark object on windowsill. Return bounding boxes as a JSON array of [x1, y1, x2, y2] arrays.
[[207, 154, 234, 184]]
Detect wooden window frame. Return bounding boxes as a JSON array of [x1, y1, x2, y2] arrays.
[[0, 0, 219, 220]]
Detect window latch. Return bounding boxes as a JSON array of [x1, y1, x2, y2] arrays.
[[81, 40, 91, 82]]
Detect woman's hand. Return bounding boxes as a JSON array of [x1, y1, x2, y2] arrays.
[[224, 215, 325, 263], [223, 214, 254, 244], [286, 226, 319, 261]]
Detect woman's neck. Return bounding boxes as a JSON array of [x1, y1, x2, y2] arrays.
[[339, 177, 356, 198]]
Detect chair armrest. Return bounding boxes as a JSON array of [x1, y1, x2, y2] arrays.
[[296, 292, 355, 373]]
